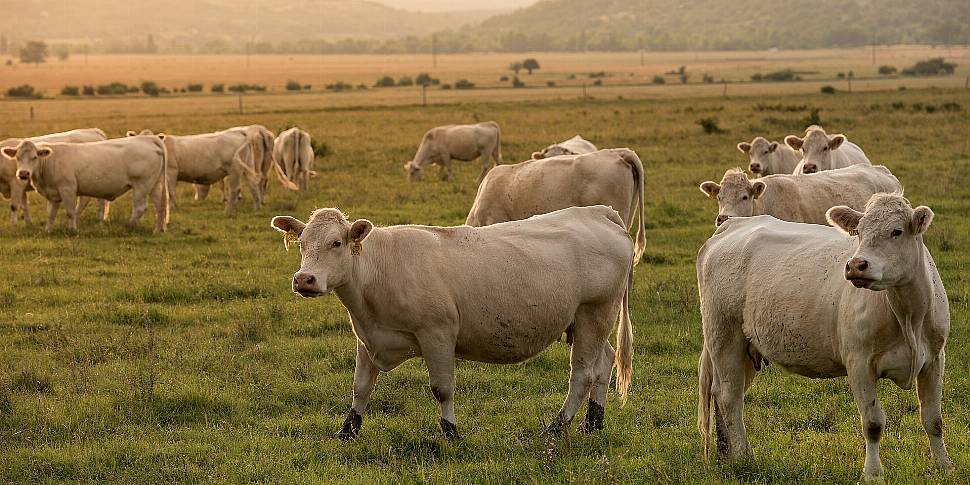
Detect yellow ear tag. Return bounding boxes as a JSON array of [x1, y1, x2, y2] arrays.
[[282, 231, 300, 251], [351, 242, 362, 256]]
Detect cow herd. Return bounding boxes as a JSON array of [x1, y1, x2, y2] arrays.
[[1, 118, 953, 481]]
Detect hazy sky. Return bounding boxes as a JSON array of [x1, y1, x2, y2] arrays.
[[377, 0, 537, 12]]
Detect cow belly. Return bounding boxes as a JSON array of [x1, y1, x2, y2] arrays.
[[454, 306, 574, 364]]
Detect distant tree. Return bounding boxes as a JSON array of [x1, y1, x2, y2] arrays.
[[146, 34, 158, 54], [374, 76, 395, 87], [522, 58, 540, 75], [211, 83, 225, 93], [61, 86, 80, 96], [186, 83, 203, 92], [416, 73, 438, 86], [454, 79, 475, 89], [82, 85, 95, 96], [509, 62, 522, 75], [878, 65, 897, 75], [285, 80, 302, 91], [141, 81, 161, 96], [397, 76, 414, 87], [19, 41, 48, 64], [652, 75, 665, 85], [512, 76, 525, 88]]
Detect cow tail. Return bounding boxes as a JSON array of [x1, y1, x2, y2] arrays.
[[614, 265, 634, 404], [698, 345, 713, 463], [158, 137, 170, 225], [620, 149, 646, 265], [493, 124, 503, 166], [233, 143, 260, 184], [272, 150, 299, 192]]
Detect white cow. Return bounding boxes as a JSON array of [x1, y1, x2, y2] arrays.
[[699, 165, 900, 227], [1, 128, 107, 225], [271, 205, 634, 439], [531, 135, 597, 159], [786, 125, 871, 174], [467, 148, 645, 264], [736, 136, 800, 176], [274, 127, 315, 191], [697, 193, 953, 480], [1, 136, 168, 232], [404, 122, 502, 182], [127, 129, 260, 212]]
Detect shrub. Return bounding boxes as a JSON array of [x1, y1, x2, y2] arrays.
[[96, 82, 129, 95], [325, 81, 353, 92], [512, 76, 525, 88], [651, 75, 665, 85], [901, 57, 957, 76], [128, 85, 140, 94], [546, 81, 556, 87], [454, 79, 475, 89], [593, 79, 603, 86], [588, 71, 606, 78], [355, 84, 368, 90], [440, 83, 452, 90], [890, 101, 905, 110], [941, 101, 961, 112], [836, 72, 846, 79], [228, 84, 266, 93], [211, 83, 225, 93], [820, 85, 837, 94], [416, 73, 438, 86], [804, 108, 823, 126], [763, 69, 796, 81], [141, 81, 161, 96], [310, 139, 330, 158], [82, 85, 95, 96], [6, 84, 41, 98], [303, 85, 312, 90], [61, 86, 80, 96], [878, 65, 897, 75], [285, 80, 302, 91], [186, 83, 203, 92], [374, 76, 395, 87], [397, 76, 414, 87], [697, 117, 723, 134], [750, 73, 763, 81], [499, 75, 509, 82], [702, 74, 714, 83]]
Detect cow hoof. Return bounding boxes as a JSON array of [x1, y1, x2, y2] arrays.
[[545, 412, 570, 437], [439, 419, 459, 441], [579, 399, 605, 433], [335, 409, 362, 441]]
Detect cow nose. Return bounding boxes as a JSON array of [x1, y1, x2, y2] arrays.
[[749, 163, 761, 173], [846, 258, 869, 273], [16, 170, 30, 180], [292, 272, 319, 293], [802, 164, 817, 174], [715, 214, 730, 226]]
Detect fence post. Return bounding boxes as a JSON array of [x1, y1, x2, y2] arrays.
[[422, 84, 427, 106], [29, 106, 34, 121], [238, 94, 243, 114], [582, 83, 587, 99]]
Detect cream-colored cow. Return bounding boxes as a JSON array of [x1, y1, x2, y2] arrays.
[[736, 136, 800, 176], [274, 127, 315, 191], [531, 135, 597, 159], [786, 125, 871, 174], [404, 122, 502, 182]]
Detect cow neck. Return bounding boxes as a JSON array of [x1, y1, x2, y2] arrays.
[[883, 240, 934, 388], [32, 156, 54, 189], [333, 228, 390, 320]]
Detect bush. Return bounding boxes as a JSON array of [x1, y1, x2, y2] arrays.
[[697, 117, 723, 134], [546, 81, 556, 87], [325, 81, 353, 92], [310, 139, 330, 158], [588, 71, 606, 78], [97, 82, 129, 95], [356, 84, 368, 90], [836, 72, 846, 79], [750, 73, 763, 81], [804, 108, 823, 126], [416, 73, 439, 86], [499, 75, 509, 82], [374, 76, 395, 88], [228, 84, 266, 93], [454, 79, 475, 89], [211, 83, 225, 93], [304, 85, 312, 90], [61, 86, 80, 96], [397, 76, 414, 87], [901, 57, 957, 76], [702, 74, 715, 83], [764, 69, 796, 82], [593, 79, 603, 86], [941, 101, 961, 112], [878, 65, 897, 75], [820, 85, 837, 94], [186, 83, 203, 92], [285, 80, 302, 91], [82, 85, 95, 96], [651, 75, 665, 85], [440, 83, 452, 90], [141, 81, 161, 96], [6, 84, 41, 98], [512, 76, 525, 88]]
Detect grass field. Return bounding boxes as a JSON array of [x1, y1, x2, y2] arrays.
[[0, 64, 969, 482]]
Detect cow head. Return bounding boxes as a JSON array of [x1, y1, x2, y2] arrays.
[[127, 129, 165, 140], [827, 193, 933, 291], [786, 126, 846, 174], [532, 145, 575, 159], [699, 169, 766, 227], [404, 160, 424, 181], [737, 137, 779, 175], [1, 141, 52, 182], [271, 209, 373, 297]]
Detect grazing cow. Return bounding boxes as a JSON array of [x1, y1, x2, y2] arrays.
[[194, 125, 296, 201], [531, 135, 597, 159], [273, 127, 315, 191], [699, 164, 900, 227], [1, 136, 168, 232], [127, 129, 260, 212], [404, 122, 502, 182], [736, 136, 800, 176], [467, 148, 645, 264], [786, 125, 871, 174], [697, 193, 953, 481], [1, 128, 107, 225], [271, 205, 634, 439]]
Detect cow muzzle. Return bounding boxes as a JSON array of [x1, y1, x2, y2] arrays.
[[292, 272, 324, 297], [715, 214, 731, 227], [16, 170, 30, 180], [802, 164, 818, 174], [749, 163, 762, 174], [844, 258, 875, 288]]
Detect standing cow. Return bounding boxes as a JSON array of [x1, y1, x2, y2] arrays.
[[1, 128, 107, 225], [2, 136, 168, 233], [697, 193, 953, 480], [194, 125, 295, 202], [271, 205, 634, 439], [467, 148, 645, 264], [532, 135, 597, 159], [786, 125, 871, 174], [404, 122, 502, 183], [274, 127, 315, 191], [699, 164, 900, 227], [736, 136, 800, 176]]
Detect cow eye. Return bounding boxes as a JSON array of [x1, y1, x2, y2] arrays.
[[822, 147, 828, 151], [891, 228, 903, 237], [742, 195, 748, 200], [332, 241, 342, 248]]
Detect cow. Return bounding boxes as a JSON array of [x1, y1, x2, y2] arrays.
[[270, 205, 634, 440], [127, 129, 261, 212], [736, 136, 800, 176], [466, 148, 645, 264], [404, 122, 502, 183], [1, 136, 168, 233], [1, 128, 107, 225], [273, 127, 315, 191], [696, 193, 953, 480], [699, 164, 900, 227], [193, 125, 296, 202], [786, 125, 871, 174], [531, 135, 597, 159]]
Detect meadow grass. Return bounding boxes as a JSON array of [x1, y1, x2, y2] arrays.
[[0, 84, 968, 483]]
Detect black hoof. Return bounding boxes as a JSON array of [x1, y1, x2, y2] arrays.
[[440, 418, 459, 441], [579, 399, 605, 433], [545, 412, 571, 437], [335, 409, 362, 441]]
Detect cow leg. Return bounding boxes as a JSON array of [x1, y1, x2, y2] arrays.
[[580, 342, 614, 433], [847, 362, 885, 481], [246, 176, 262, 210], [97, 200, 110, 223], [549, 303, 613, 436], [707, 327, 754, 461], [60, 190, 79, 233], [166, 168, 178, 211], [916, 354, 953, 471], [194, 184, 208, 201], [129, 184, 150, 228], [439, 155, 453, 181], [476, 153, 490, 183], [150, 176, 167, 233], [417, 333, 458, 440], [45, 199, 60, 232], [336, 340, 380, 440], [76, 197, 90, 216], [226, 173, 241, 214]]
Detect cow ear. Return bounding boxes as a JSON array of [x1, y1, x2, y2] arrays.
[[736, 142, 752, 154], [349, 219, 373, 243], [751, 181, 767, 199], [36, 147, 53, 157], [785, 135, 804, 150], [911, 206, 934, 235], [531, 151, 543, 159], [157, 133, 167, 140], [271, 216, 305, 236], [826, 206, 864, 235], [1, 147, 16, 159], [126, 131, 137, 137], [699, 181, 720, 198], [828, 134, 845, 150], [768, 142, 778, 153]]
